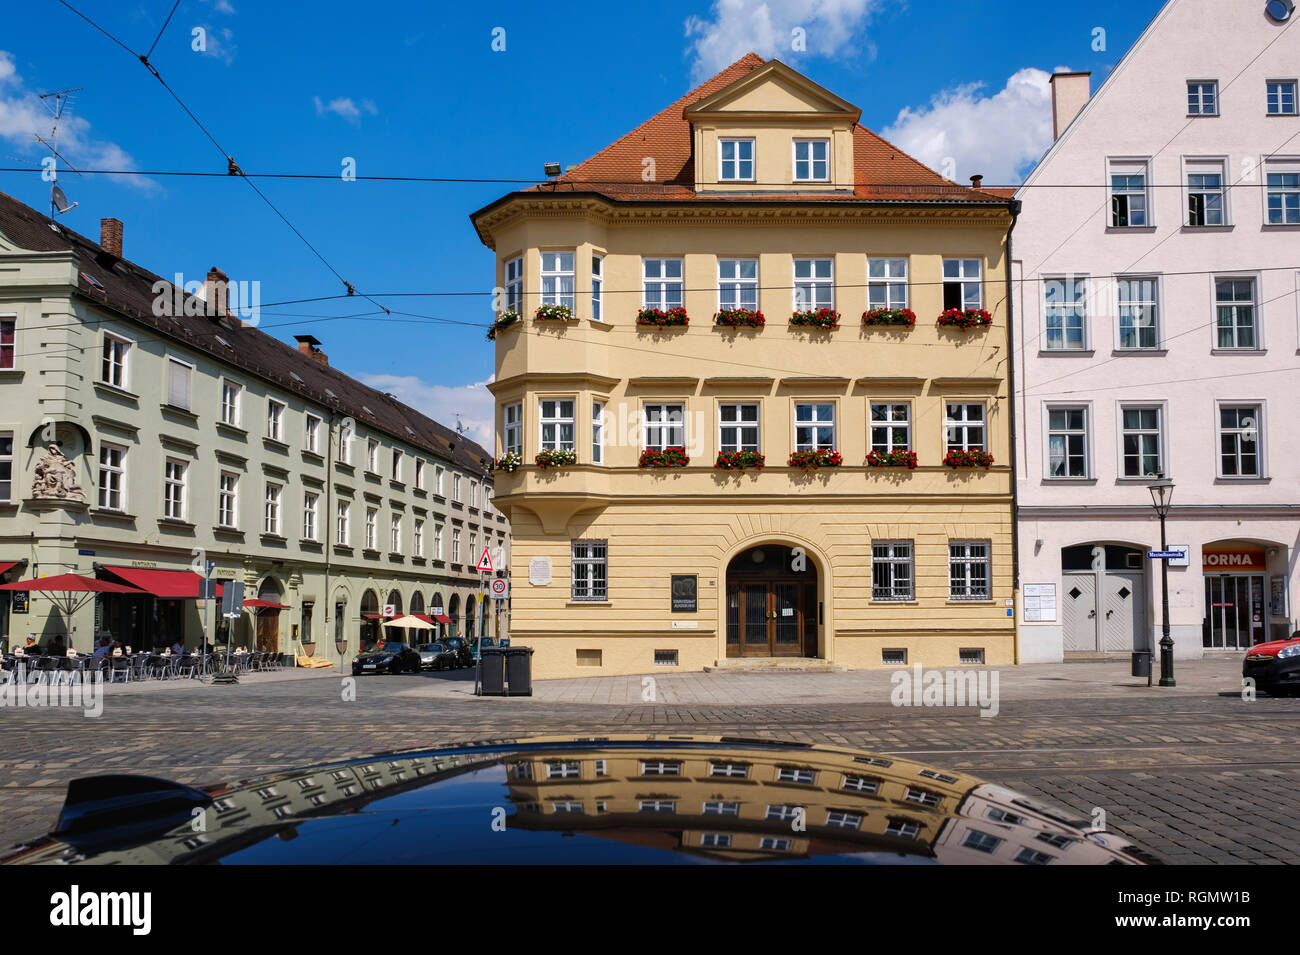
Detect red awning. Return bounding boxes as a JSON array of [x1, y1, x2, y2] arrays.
[[244, 599, 290, 610], [100, 566, 223, 599], [361, 612, 386, 620], [0, 573, 142, 594], [0, 562, 19, 577], [411, 613, 435, 625], [433, 613, 452, 624]]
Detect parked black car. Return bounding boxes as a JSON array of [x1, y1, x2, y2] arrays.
[[416, 643, 457, 671], [440, 637, 472, 668], [351, 642, 421, 675]]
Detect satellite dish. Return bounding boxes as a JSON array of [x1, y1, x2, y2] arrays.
[[51, 184, 77, 215]]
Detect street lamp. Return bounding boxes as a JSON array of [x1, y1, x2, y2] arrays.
[[1148, 474, 1175, 687]]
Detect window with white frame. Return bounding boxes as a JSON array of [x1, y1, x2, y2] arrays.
[[1215, 277, 1258, 349], [1266, 160, 1300, 224], [949, 541, 991, 600], [1109, 161, 1150, 227], [777, 767, 815, 784], [221, 381, 242, 426], [703, 801, 740, 816], [414, 459, 425, 490], [470, 480, 478, 509], [1043, 276, 1087, 350], [390, 513, 401, 552], [793, 257, 833, 310], [365, 507, 377, 550], [0, 319, 13, 371], [1267, 80, 1298, 115], [643, 259, 684, 310], [719, 403, 760, 453], [392, 449, 402, 482], [1121, 406, 1163, 478], [872, 542, 913, 601], [885, 819, 920, 839], [469, 532, 477, 563], [264, 483, 282, 535], [540, 251, 575, 310], [304, 414, 321, 454], [793, 139, 830, 181], [539, 398, 575, 451], [366, 438, 379, 472], [1186, 159, 1226, 225], [826, 810, 862, 830], [504, 403, 522, 456], [945, 403, 986, 451], [266, 399, 285, 441], [591, 254, 603, 321], [504, 256, 523, 314], [718, 258, 758, 310], [337, 422, 352, 464], [101, 334, 129, 387], [964, 830, 1005, 854], [1047, 407, 1089, 477], [719, 138, 754, 181], [1187, 80, 1219, 115], [166, 357, 192, 411], [572, 539, 607, 600], [414, 518, 424, 557], [592, 400, 605, 464], [98, 443, 125, 510], [643, 403, 685, 451], [218, 470, 238, 527], [303, 490, 319, 541], [435, 466, 444, 495], [795, 402, 835, 451], [453, 473, 462, 501], [867, 258, 908, 309], [163, 458, 187, 520], [0, 431, 12, 502], [434, 523, 444, 559], [943, 259, 983, 310], [336, 500, 350, 546], [451, 528, 461, 563], [1218, 404, 1262, 477], [1117, 277, 1160, 349], [870, 403, 910, 452]]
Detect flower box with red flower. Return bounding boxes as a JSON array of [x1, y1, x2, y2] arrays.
[[715, 450, 765, 471], [790, 308, 840, 329], [534, 304, 574, 322], [862, 308, 916, 327], [639, 447, 689, 468], [636, 307, 689, 327], [936, 308, 993, 329], [788, 448, 843, 469], [487, 309, 521, 341], [715, 308, 765, 328], [493, 452, 522, 473], [942, 448, 994, 469], [866, 449, 918, 469], [534, 448, 577, 469]]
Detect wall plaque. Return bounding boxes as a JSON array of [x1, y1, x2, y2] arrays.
[[671, 574, 697, 612]]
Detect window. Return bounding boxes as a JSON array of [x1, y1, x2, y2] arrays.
[[336, 500, 350, 546], [546, 761, 581, 780], [453, 473, 462, 501], [414, 518, 424, 557], [414, 459, 425, 490], [703, 801, 740, 816], [365, 507, 377, 550], [950, 541, 991, 600], [842, 775, 881, 794], [1187, 80, 1218, 115], [1117, 277, 1160, 349], [163, 458, 187, 520], [101, 334, 129, 386], [760, 837, 792, 851], [868, 258, 908, 309], [719, 138, 754, 181], [793, 257, 833, 310], [98, 444, 126, 510], [392, 449, 402, 482], [435, 466, 444, 495], [0, 319, 15, 371], [1043, 276, 1087, 350], [1219, 404, 1262, 477], [0, 432, 12, 502], [872, 541, 914, 601], [1109, 162, 1150, 227], [718, 258, 758, 310], [709, 762, 750, 778], [367, 438, 379, 472], [451, 528, 461, 563], [1267, 80, 1298, 115], [337, 422, 352, 464], [964, 830, 1005, 854], [643, 403, 685, 451], [390, 513, 401, 552], [264, 483, 282, 535], [777, 767, 815, 784], [572, 539, 608, 601], [592, 400, 605, 464], [469, 532, 477, 562], [1016, 847, 1055, 866], [943, 259, 983, 309], [504, 403, 522, 457], [539, 399, 576, 451], [591, 254, 603, 321], [719, 403, 760, 453], [304, 414, 321, 453], [540, 251, 575, 310], [766, 805, 802, 822], [945, 403, 986, 452], [793, 139, 829, 181], [434, 524, 444, 559], [504, 256, 523, 314], [266, 399, 285, 441], [1215, 278, 1258, 348], [643, 258, 684, 310], [303, 491, 318, 541], [885, 819, 920, 838], [1121, 407, 1163, 478], [639, 800, 675, 814], [470, 481, 478, 508], [1266, 164, 1300, 224], [166, 357, 192, 411], [870, 403, 910, 452], [1186, 161, 1226, 225], [795, 402, 835, 451], [1047, 407, 1089, 477], [904, 788, 941, 808], [826, 810, 862, 830], [218, 471, 238, 527], [640, 760, 682, 776]]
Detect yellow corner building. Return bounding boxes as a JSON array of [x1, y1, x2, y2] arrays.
[[471, 55, 1018, 679]]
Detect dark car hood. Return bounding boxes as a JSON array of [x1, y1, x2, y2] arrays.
[[1, 736, 1159, 865], [354, 649, 399, 660]]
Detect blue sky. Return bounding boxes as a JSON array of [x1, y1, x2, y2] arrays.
[[0, 0, 1166, 445]]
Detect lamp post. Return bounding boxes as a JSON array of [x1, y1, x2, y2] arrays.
[[1148, 475, 1175, 687]]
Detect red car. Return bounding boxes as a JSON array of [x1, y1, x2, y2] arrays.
[[1242, 632, 1300, 695]]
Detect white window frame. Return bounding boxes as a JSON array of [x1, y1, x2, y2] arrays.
[[718, 258, 759, 311], [435, 466, 445, 496], [642, 258, 684, 310], [794, 402, 836, 451], [945, 402, 987, 452], [872, 541, 914, 601], [414, 459, 425, 491], [336, 500, 351, 546], [220, 380, 241, 426], [1263, 156, 1300, 225], [1044, 404, 1091, 479], [264, 482, 282, 536], [266, 398, 285, 442], [453, 472, 462, 501], [1042, 275, 1089, 351], [793, 138, 830, 182], [592, 400, 605, 465], [0, 431, 13, 501], [591, 254, 603, 321], [302, 490, 319, 541], [1267, 79, 1298, 116], [392, 448, 403, 483], [304, 413, 321, 453], [942, 258, 984, 310], [218, 470, 238, 528], [1215, 401, 1266, 479], [1187, 79, 1219, 116], [1213, 274, 1261, 350], [504, 255, 523, 314], [1108, 158, 1152, 228], [793, 257, 834, 311], [165, 356, 193, 411], [949, 540, 992, 601], [1184, 157, 1229, 226], [643, 402, 685, 452], [414, 518, 425, 557], [1116, 275, 1161, 350], [867, 258, 908, 309], [390, 512, 402, 553], [434, 523, 444, 560], [365, 506, 378, 550], [366, 438, 379, 473], [540, 250, 575, 310], [101, 332, 131, 388], [719, 137, 755, 182], [98, 442, 126, 512], [571, 539, 608, 601], [1118, 404, 1165, 479], [718, 402, 760, 453], [163, 457, 187, 520], [870, 402, 911, 452], [0, 317, 14, 372], [451, 527, 461, 564], [503, 403, 523, 457], [539, 398, 576, 452]]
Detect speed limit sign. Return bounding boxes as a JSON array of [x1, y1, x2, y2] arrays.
[[489, 578, 509, 599]]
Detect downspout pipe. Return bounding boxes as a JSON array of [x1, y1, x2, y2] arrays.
[[1005, 198, 1022, 665]]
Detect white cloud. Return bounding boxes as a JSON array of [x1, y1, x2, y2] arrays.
[[312, 96, 378, 126], [684, 0, 882, 84], [881, 67, 1060, 185], [194, 24, 237, 64], [359, 373, 495, 451], [0, 51, 155, 191]]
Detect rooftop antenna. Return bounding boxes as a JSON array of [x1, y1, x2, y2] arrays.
[[35, 88, 84, 217], [455, 414, 468, 436]]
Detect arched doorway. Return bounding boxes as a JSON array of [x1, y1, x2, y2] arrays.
[[726, 544, 818, 658], [360, 589, 379, 650], [448, 594, 460, 639], [255, 577, 283, 653], [386, 589, 403, 642], [1061, 544, 1147, 652], [465, 595, 476, 640], [431, 591, 446, 641]]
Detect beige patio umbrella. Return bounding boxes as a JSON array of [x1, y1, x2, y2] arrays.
[[381, 614, 435, 631]]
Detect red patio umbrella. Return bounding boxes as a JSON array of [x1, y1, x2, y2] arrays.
[[0, 573, 144, 616]]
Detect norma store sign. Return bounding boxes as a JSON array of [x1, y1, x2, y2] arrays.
[[1202, 547, 1266, 572]]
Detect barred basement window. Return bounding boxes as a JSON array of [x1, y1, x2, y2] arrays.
[[882, 648, 907, 666], [959, 648, 986, 665], [654, 649, 679, 666], [872, 542, 913, 601], [949, 542, 991, 600]]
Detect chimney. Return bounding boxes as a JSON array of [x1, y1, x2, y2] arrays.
[[1049, 72, 1091, 140], [203, 267, 229, 319], [100, 218, 123, 257], [969, 175, 983, 190], [295, 334, 328, 365]]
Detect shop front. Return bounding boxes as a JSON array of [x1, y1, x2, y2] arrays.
[[1202, 545, 1274, 649]]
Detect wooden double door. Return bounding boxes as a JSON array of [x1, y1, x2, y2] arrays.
[[727, 580, 812, 657]]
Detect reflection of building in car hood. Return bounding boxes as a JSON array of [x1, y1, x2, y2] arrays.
[[2, 736, 1159, 865]]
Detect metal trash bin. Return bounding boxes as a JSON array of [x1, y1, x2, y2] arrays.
[[1131, 649, 1152, 678], [479, 647, 507, 696], [504, 646, 533, 697]]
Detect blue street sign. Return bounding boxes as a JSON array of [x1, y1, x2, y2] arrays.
[[1147, 550, 1181, 559], [77, 549, 95, 556]]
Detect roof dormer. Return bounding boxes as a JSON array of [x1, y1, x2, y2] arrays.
[[684, 59, 861, 196]]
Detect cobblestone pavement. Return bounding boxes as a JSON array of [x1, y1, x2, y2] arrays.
[[1, 657, 1294, 864]]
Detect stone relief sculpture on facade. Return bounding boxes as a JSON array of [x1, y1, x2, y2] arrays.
[[32, 444, 86, 502]]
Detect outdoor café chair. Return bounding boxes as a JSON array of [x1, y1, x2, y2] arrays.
[[109, 657, 131, 683]]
